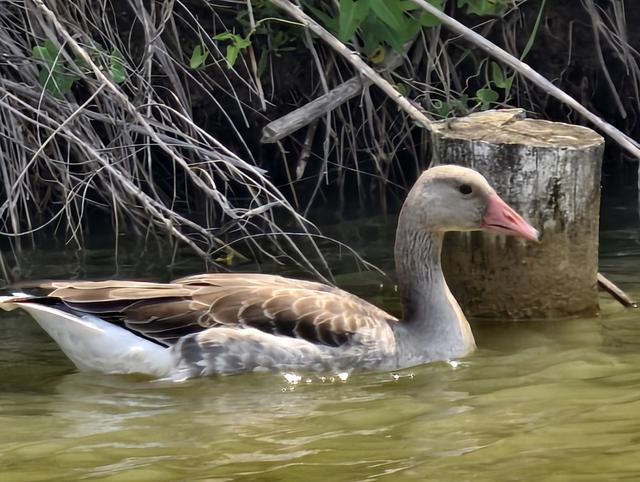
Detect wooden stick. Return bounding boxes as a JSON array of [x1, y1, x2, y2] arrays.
[[408, 0, 640, 161], [597, 272, 638, 308], [262, 77, 364, 143], [268, 0, 434, 131], [261, 48, 407, 143]]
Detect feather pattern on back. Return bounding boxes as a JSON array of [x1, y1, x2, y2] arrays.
[[35, 274, 398, 353]]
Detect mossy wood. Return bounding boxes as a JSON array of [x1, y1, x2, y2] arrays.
[[431, 109, 604, 319]]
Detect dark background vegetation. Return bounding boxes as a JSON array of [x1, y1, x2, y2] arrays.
[[0, 0, 637, 280]]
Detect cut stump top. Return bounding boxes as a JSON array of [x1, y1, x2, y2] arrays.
[[432, 109, 604, 149]]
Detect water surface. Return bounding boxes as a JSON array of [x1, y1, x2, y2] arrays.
[[1, 216, 639, 481]]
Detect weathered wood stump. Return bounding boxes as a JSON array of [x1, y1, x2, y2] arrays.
[[431, 109, 604, 319]]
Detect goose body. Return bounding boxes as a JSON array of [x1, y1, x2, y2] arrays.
[[0, 166, 538, 378]]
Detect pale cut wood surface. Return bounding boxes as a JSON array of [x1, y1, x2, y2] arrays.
[[432, 109, 604, 319]]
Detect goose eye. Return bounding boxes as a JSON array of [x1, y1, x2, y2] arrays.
[[459, 184, 472, 195]]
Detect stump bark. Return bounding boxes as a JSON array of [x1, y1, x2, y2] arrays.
[[431, 109, 605, 319]]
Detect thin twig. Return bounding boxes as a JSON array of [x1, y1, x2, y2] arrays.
[[598, 272, 638, 308], [408, 0, 640, 160], [268, 0, 434, 131]]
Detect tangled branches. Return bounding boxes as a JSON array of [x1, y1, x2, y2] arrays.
[[0, 0, 364, 282]]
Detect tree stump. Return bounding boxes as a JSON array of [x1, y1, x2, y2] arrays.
[[431, 109, 605, 319]]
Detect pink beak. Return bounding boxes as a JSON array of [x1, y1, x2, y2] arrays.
[[481, 193, 539, 241]]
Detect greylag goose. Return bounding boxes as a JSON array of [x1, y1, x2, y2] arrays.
[[0, 166, 538, 378]]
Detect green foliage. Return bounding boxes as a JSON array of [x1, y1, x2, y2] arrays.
[[32, 40, 78, 97], [431, 61, 508, 118], [190, 44, 209, 69], [475, 87, 499, 109], [32, 40, 127, 96], [309, 0, 503, 57], [186, 0, 532, 119], [190, 32, 252, 70], [457, 0, 508, 16], [109, 48, 126, 84], [467, 59, 516, 112], [338, 0, 370, 41], [191, 2, 303, 72], [491, 61, 513, 92], [191, 0, 512, 78], [432, 95, 471, 118], [395, 82, 408, 96], [213, 32, 252, 69], [370, 1, 410, 33], [418, 0, 446, 27], [330, 0, 441, 55], [520, 0, 546, 61]]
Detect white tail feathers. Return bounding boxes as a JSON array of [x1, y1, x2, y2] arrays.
[[1, 298, 174, 376], [0, 296, 22, 311]]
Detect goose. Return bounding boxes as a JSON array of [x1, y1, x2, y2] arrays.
[[0, 165, 538, 379]]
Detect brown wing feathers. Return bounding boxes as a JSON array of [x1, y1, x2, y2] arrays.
[[30, 274, 396, 348]]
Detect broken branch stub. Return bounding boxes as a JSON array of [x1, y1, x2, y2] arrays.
[[261, 45, 408, 144], [433, 109, 604, 319]]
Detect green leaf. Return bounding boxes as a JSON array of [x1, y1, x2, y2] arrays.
[[300, 1, 339, 32], [212, 32, 238, 42], [399, 16, 422, 42], [418, 0, 445, 27], [520, 0, 545, 60], [109, 48, 126, 83], [460, 0, 507, 16], [32, 40, 78, 97], [376, 18, 408, 53], [491, 61, 514, 95], [226, 44, 240, 68], [397, 1, 420, 11], [370, 0, 408, 33], [419, 10, 441, 27], [503, 74, 514, 94], [37, 68, 75, 97], [338, 0, 370, 42], [235, 35, 252, 49], [73, 55, 89, 72], [32, 47, 54, 66], [32, 40, 59, 65], [476, 87, 499, 110], [190, 44, 208, 69], [491, 61, 505, 88], [431, 99, 450, 118], [395, 83, 408, 96], [476, 87, 499, 102], [213, 32, 252, 69], [360, 14, 386, 55]]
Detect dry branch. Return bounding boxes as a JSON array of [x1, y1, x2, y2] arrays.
[[268, 0, 434, 132], [0, 0, 380, 283], [269, 0, 640, 160], [408, 0, 640, 160], [261, 48, 407, 143], [262, 77, 364, 143], [597, 273, 638, 308]]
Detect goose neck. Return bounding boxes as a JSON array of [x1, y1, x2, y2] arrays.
[[392, 214, 475, 361], [394, 221, 445, 322]]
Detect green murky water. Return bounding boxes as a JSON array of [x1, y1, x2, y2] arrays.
[[1, 211, 640, 481]]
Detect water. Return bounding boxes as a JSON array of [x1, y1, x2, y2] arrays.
[[1, 214, 640, 480]]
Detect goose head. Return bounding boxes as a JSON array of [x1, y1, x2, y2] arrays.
[[401, 165, 539, 241]]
